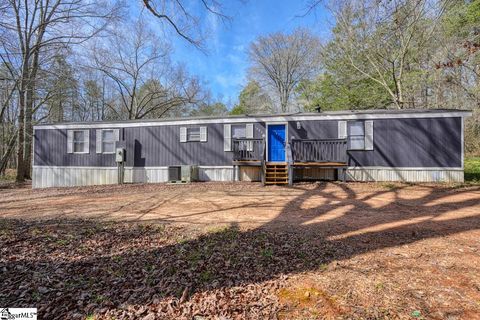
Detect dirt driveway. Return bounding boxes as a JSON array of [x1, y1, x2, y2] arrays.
[[1, 182, 480, 319]]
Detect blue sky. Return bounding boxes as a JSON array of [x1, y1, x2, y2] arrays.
[[170, 0, 333, 107]]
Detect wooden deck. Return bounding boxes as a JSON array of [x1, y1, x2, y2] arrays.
[[232, 160, 262, 166]]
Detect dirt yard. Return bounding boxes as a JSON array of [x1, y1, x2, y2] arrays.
[[1, 182, 480, 319]]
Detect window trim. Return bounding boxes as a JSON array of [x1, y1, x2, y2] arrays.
[[181, 126, 207, 142], [186, 127, 201, 142], [71, 129, 89, 154], [101, 129, 116, 154], [347, 121, 366, 151]]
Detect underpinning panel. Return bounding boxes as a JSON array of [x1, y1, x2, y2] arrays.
[[123, 167, 169, 183], [344, 167, 464, 183], [33, 166, 235, 188], [240, 166, 261, 182], [294, 168, 336, 181], [198, 166, 234, 181], [32, 166, 118, 188]]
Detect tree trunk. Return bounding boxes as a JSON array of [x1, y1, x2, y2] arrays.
[[23, 84, 34, 180], [23, 46, 42, 180], [0, 130, 17, 176], [16, 89, 26, 182]]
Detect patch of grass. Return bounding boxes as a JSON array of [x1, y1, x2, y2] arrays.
[[0, 168, 16, 182], [55, 239, 70, 246], [465, 157, 480, 182], [206, 225, 230, 234], [261, 247, 274, 258], [318, 263, 328, 271], [381, 183, 397, 190], [93, 294, 105, 304], [199, 270, 213, 283], [85, 315, 96, 320], [375, 282, 385, 291]]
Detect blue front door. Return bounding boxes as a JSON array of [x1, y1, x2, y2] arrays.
[[268, 124, 286, 162]]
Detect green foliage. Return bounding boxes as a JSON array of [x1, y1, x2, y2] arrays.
[[229, 104, 247, 115], [443, 0, 480, 37], [297, 73, 391, 111], [231, 80, 272, 115], [190, 102, 228, 117], [261, 247, 274, 258], [45, 54, 79, 122], [465, 157, 480, 182]]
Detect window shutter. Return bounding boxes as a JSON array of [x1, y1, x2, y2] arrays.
[[365, 120, 374, 150], [84, 130, 90, 153], [246, 123, 254, 138], [180, 127, 187, 142], [224, 124, 231, 151], [338, 121, 347, 139], [96, 129, 102, 153], [115, 129, 120, 141], [67, 130, 73, 153], [200, 126, 207, 142], [246, 123, 254, 151]]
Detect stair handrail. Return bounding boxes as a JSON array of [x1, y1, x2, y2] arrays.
[[261, 137, 266, 186], [286, 142, 293, 186]]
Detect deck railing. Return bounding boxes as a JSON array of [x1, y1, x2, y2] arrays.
[[232, 138, 264, 162], [291, 138, 347, 163]]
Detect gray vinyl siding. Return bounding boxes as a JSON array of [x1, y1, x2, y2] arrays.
[[288, 120, 338, 140], [34, 128, 116, 167], [346, 117, 462, 168], [34, 117, 462, 169], [288, 117, 461, 168], [34, 122, 265, 167]]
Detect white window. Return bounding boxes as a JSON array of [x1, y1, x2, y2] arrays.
[[96, 129, 119, 154], [231, 123, 254, 151], [348, 121, 365, 150], [180, 126, 207, 142], [102, 130, 116, 153], [73, 131, 86, 152], [347, 120, 374, 150], [67, 129, 89, 154], [187, 127, 201, 141], [232, 125, 246, 139]]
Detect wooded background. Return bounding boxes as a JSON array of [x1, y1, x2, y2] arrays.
[[1, 0, 479, 182]]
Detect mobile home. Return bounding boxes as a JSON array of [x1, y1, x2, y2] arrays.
[[32, 109, 471, 188]]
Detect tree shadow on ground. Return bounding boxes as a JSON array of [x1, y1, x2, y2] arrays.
[[1, 182, 479, 319]]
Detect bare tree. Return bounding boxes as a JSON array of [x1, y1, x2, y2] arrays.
[[327, 0, 448, 109], [248, 28, 321, 113], [0, 0, 120, 181], [142, 0, 229, 49], [93, 18, 203, 120]]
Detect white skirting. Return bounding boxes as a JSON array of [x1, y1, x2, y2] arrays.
[[345, 167, 464, 183], [32, 165, 235, 188], [32, 165, 465, 188], [32, 166, 119, 188]]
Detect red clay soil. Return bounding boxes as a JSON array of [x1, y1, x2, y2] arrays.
[[0, 182, 479, 319]]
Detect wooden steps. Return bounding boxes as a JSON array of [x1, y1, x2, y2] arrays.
[[264, 162, 288, 185]]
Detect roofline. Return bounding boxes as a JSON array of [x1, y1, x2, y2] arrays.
[[34, 109, 473, 130]]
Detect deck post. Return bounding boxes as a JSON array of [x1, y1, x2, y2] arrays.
[[233, 165, 239, 182], [288, 164, 293, 186]]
